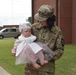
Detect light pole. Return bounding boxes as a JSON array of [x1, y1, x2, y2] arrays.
[[0, 21, 3, 27]]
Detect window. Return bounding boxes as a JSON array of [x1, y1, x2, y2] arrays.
[[10, 29, 16, 32], [3, 29, 9, 32]]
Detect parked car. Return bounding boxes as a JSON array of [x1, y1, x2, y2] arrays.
[[0, 28, 20, 39]]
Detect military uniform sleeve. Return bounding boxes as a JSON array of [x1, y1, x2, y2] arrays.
[[53, 32, 64, 60]]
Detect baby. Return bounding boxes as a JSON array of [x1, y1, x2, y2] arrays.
[[12, 23, 54, 68]]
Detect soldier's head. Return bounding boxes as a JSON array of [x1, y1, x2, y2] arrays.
[[34, 5, 54, 21], [34, 5, 56, 29]]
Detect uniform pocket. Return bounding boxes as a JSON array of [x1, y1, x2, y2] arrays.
[[25, 69, 30, 75]]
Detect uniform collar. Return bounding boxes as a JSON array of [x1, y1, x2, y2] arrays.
[[42, 26, 48, 29]]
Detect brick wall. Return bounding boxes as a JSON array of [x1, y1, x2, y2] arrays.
[[33, 0, 76, 44], [58, 0, 72, 44], [72, 0, 76, 44]]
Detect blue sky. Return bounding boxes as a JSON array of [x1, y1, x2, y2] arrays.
[[0, 0, 31, 26]]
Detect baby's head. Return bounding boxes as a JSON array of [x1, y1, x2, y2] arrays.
[[19, 23, 31, 32], [19, 23, 32, 37]]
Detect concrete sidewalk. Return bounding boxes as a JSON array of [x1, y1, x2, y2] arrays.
[[0, 66, 11, 75]]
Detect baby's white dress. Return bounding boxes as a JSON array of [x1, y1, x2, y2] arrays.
[[15, 34, 54, 65]]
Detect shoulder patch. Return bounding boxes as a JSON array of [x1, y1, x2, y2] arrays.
[[61, 38, 65, 47]]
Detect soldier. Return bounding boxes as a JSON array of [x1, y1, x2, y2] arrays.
[[24, 5, 64, 75]]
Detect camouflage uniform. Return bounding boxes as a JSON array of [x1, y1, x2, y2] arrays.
[[25, 23, 64, 75], [25, 5, 64, 75]]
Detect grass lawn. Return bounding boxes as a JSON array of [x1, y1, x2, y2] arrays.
[[0, 38, 76, 75], [0, 38, 25, 75], [55, 44, 76, 75]]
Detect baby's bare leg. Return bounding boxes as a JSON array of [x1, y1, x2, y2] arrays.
[[32, 62, 41, 69], [26, 45, 41, 68], [36, 50, 48, 65]]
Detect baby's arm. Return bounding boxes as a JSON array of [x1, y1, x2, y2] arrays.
[[11, 39, 22, 56]]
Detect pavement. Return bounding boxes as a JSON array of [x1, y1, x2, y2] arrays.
[[0, 66, 11, 75]]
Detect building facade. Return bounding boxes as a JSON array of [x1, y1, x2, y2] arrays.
[[32, 0, 76, 44], [0, 25, 19, 30]]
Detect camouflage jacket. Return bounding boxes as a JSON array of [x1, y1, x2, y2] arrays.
[[26, 22, 64, 72]]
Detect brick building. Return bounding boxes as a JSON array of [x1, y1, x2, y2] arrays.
[[32, 0, 76, 44], [0, 25, 19, 30]]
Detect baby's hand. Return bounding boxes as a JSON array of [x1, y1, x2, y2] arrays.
[[11, 49, 16, 56], [12, 52, 16, 56]]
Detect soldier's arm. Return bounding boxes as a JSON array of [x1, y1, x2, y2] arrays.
[[53, 32, 64, 60]]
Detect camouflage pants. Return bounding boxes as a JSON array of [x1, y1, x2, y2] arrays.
[[25, 67, 55, 75]]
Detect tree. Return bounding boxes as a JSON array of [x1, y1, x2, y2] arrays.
[[26, 17, 32, 24]]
